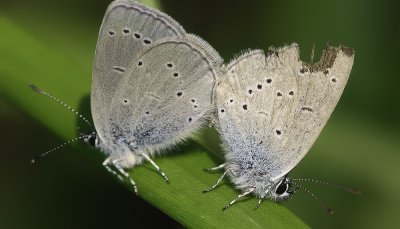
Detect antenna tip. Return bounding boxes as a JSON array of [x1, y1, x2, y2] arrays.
[[29, 83, 42, 93], [346, 188, 362, 194]]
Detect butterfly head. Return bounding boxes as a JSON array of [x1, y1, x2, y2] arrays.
[[269, 176, 294, 201], [83, 131, 100, 148]]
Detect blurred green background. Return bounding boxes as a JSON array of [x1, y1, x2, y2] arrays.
[[1, 0, 399, 228]]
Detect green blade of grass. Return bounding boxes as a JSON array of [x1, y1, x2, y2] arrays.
[[0, 16, 308, 228]]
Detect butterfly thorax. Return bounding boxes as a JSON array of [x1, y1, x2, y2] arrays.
[[225, 154, 276, 198], [95, 132, 146, 168], [224, 146, 294, 200]]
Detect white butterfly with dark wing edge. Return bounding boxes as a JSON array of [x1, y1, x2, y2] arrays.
[[30, 0, 222, 194], [203, 44, 360, 211]]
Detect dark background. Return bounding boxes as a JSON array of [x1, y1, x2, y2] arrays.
[[1, 0, 399, 228]]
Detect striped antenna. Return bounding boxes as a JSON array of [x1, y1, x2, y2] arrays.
[[292, 181, 334, 215], [292, 178, 361, 194], [30, 132, 94, 163], [29, 84, 92, 127]]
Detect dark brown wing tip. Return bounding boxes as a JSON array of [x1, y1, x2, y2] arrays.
[[306, 44, 354, 72], [339, 46, 355, 57]]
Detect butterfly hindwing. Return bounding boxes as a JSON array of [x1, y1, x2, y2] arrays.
[[216, 44, 354, 181], [106, 35, 223, 153]]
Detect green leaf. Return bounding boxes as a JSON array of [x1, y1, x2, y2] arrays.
[[0, 16, 308, 228]]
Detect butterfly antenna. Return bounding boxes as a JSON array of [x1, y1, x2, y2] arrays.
[[292, 181, 334, 215], [292, 178, 361, 194], [287, 185, 301, 201], [29, 84, 93, 127], [30, 132, 94, 164]]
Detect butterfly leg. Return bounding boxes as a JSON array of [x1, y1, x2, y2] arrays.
[[102, 157, 123, 181], [140, 153, 170, 183], [103, 157, 138, 194], [111, 159, 138, 194], [223, 188, 255, 211], [254, 195, 266, 210], [203, 171, 227, 193], [203, 163, 226, 172]]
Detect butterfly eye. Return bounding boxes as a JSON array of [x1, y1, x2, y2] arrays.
[[275, 177, 292, 197], [88, 135, 96, 146], [84, 133, 97, 147], [275, 181, 289, 195]]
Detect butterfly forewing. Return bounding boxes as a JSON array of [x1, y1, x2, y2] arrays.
[[92, 0, 186, 141]]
